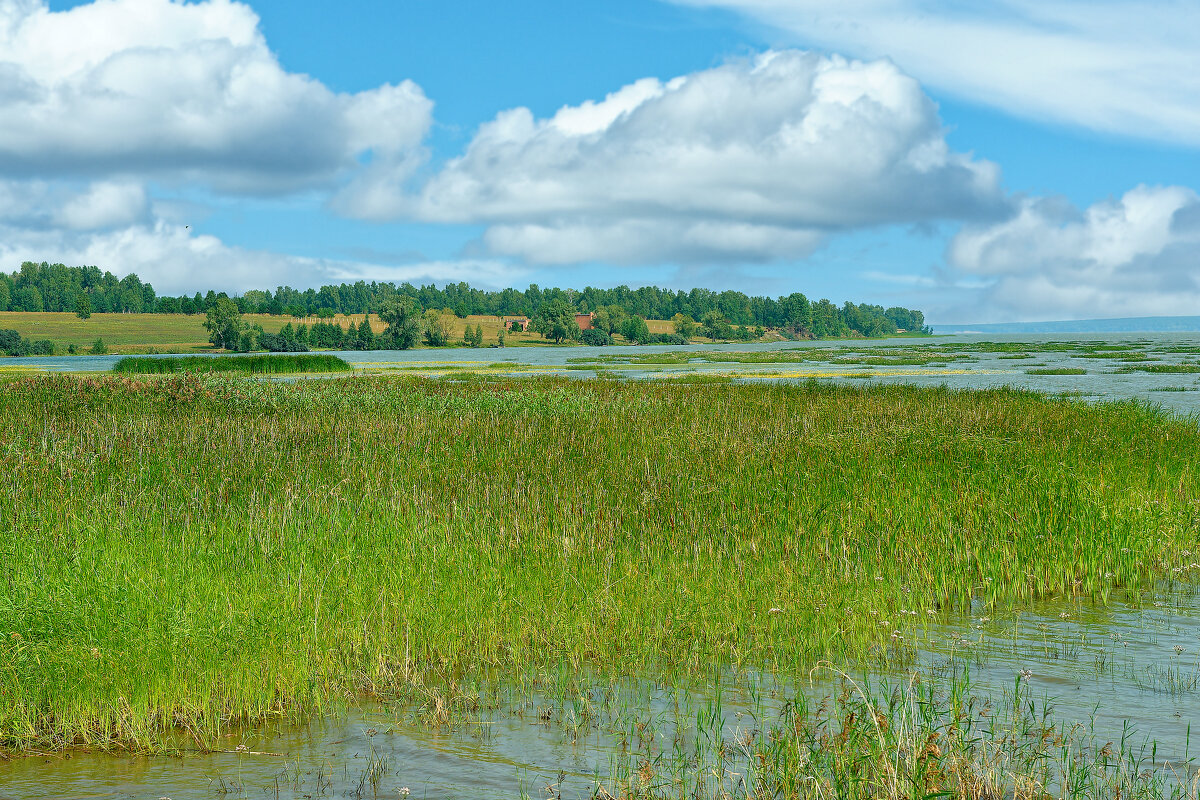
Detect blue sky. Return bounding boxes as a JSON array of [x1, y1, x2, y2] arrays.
[[4, 0, 1198, 322]]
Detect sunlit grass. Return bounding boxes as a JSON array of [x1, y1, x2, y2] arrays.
[[0, 374, 1197, 755], [113, 354, 351, 374]]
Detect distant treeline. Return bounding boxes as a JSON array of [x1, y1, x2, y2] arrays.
[[2, 261, 928, 338]]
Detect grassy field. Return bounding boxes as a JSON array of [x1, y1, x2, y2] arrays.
[[0, 311, 675, 354], [1, 374, 1197, 764], [0, 311, 298, 354]]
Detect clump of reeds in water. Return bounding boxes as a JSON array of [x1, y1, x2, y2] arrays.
[[590, 666, 1200, 800], [112, 353, 351, 375], [0, 374, 1197, 755]]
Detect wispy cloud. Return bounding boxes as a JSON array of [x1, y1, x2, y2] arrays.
[[674, 0, 1200, 145]]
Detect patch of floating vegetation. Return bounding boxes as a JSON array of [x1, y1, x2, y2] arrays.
[[113, 354, 351, 375], [656, 373, 733, 384], [1118, 364, 1200, 374], [1027, 367, 1088, 375], [1076, 351, 1148, 360]]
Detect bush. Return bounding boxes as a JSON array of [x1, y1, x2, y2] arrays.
[[0, 329, 23, 356], [580, 329, 611, 346], [89, 338, 108, 355], [30, 340, 55, 356]]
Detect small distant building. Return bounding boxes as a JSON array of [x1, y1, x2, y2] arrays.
[[575, 312, 595, 331], [507, 317, 531, 331]]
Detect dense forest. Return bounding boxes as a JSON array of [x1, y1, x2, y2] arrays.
[[0, 261, 929, 338]]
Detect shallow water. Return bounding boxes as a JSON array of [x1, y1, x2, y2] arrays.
[[5, 332, 1200, 416], [6, 590, 1200, 799]]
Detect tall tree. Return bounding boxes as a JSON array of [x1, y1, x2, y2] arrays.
[[203, 297, 243, 350], [532, 298, 579, 344], [376, 298, 421, 350], [422, 309, 453, 347]]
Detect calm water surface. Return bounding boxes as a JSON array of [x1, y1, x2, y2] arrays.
[[5, 332, 1199, 415]]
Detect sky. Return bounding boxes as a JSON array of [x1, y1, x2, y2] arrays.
[[1, 0, 1197, 323]]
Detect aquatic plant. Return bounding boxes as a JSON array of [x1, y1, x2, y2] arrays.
[[112, 353, 351, 375], [0, 375, 1197, 755]]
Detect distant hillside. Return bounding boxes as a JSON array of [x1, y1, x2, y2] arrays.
[[932, 316, 1200, 335]]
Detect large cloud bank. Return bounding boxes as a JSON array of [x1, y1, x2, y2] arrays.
[[947, 186, 1200, 320], [0, 0, 431, 192], [0, 0, 1195, 322], [340, 51, 1007, 265]]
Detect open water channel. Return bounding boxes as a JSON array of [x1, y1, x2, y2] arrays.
[[2, 333, 1199, 798]]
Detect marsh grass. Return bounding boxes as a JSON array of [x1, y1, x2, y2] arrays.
[[1119, 365, 1200, 374], [586, 665, 1200, 800], [1, 375, 1198, 755], [1027, 368, 1088, 375], [113, 354, 352, 375]]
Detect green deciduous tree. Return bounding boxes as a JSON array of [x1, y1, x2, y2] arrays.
[[203, 297, 243, 350], [700, 310, 733, 340], [14, 286, 43, 312], [618, 315, 651, 344], [423, 309, 453, 347], [379, 297, 427, 350], [532, 298, 580, 344], [74, 293, 91, 320], [672, 313, 697, 340]]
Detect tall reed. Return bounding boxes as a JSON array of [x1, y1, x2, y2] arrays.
[[0, 374, 1196, 752]]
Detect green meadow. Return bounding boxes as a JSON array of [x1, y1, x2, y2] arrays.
[[1, 373, 1197, 773]]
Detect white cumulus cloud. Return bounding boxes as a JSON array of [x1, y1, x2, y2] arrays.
[[946, 185, 1200, 320], [337, 50, 1007, 265], [0, 0, 432, 192], [675, 0, 1200, 145], [0, 178, 149, 230], [0, 220, 517, 296]]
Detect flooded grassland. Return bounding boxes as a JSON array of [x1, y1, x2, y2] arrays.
[[1, 372, 1199, 798]]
